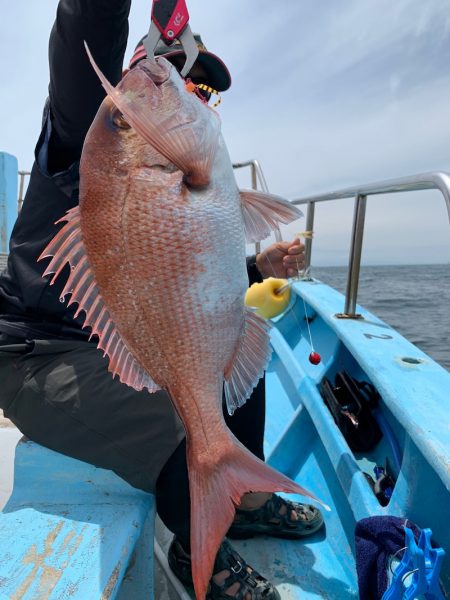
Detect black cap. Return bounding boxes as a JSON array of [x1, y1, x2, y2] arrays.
[[129, 32, 231, 92]]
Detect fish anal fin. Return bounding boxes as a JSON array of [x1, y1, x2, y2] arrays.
[[38, 206, 161, 394], [223, 309, 272, 416], [188, 438, 328, 600], [239, 189, 303, 243]]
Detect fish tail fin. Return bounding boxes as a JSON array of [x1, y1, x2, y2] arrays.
[[188, 439, 329, 600]]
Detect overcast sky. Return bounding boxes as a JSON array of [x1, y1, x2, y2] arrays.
[[2, 0, 450, 265]]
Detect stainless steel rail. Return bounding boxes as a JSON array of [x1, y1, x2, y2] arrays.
[[233, 159, 269, 194], [19, 162, 450, 318], [234, 163, 450, 318], [17, 171, 31, 212], [232, 160, 282, 250], [292, 172, 450, 317]]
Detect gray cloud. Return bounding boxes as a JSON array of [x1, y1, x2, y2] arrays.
[[2, 0, 450, 265]]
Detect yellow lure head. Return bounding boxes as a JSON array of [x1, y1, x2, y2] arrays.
[[244, 277, 291, 319]]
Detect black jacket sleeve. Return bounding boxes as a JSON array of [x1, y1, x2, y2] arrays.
[[246, 255, 263, 286], [47, 0, 131, 172]]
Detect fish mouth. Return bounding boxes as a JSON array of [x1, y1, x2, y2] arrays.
[[136, 57, 171, 86]]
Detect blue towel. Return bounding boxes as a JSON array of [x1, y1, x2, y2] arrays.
[[354, 516, 421, 600]]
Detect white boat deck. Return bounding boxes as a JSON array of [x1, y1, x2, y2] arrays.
[[0, 412, 22, 510]]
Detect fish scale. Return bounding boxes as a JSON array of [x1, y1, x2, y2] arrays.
[[39, 51, 325, 600]]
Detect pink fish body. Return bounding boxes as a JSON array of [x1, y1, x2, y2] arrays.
[[40, 52, 326, 600]]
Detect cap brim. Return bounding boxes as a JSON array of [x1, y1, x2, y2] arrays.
[[158, 49, 231, 92]]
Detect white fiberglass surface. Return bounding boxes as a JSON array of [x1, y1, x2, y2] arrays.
[[0, 426, 22, 510]]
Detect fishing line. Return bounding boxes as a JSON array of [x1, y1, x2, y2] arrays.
[[264, 252, 298, 325], [302, 295, 315, 351], [263, 237, 321, 365], [293, 240, 313, 348]]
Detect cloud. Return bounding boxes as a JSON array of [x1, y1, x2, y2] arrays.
[[2, 0, 450, 265]]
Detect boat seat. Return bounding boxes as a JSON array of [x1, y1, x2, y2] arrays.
[[0, 438, 156, 600]]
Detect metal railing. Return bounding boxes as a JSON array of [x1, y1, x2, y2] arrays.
[[18, 171, 31, 212], [17, 162, 450, 318], [293, 172, 450, 317], [234, 162, 450, 318], [232, 160, 282, 253]]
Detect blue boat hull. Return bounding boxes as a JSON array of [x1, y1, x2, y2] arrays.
[[230, 278, 450, 599]]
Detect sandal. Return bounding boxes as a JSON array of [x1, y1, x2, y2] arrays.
[[168, 537, 193, 585], [227, 493, 324, 540], [168, 538, 280, 599], [207, 540, 281, 600]]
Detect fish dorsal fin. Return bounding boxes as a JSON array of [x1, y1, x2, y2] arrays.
[[239, 189, 304, 243], [223, 308, 272, 415], [39, 206, 161, 394], [85, 43, 220, 188]]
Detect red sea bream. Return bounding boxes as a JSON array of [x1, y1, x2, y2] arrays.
[[40, 50, 327, 599]]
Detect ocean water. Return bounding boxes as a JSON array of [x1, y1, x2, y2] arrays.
[[313, 264, 450, 371]]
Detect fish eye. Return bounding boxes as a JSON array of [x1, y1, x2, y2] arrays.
[[111, 108, 131, 129]]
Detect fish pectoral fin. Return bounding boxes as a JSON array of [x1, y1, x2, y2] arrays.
[[239, 189, 304, 243], [38, 205, 161, 395], [223, 309, 272, 415]]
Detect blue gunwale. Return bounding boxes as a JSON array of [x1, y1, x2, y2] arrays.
[[230, 276, 450, 599], [290, 278, 450, 493]]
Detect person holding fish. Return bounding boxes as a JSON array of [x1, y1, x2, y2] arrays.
[[0, 1, 325, 598]]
